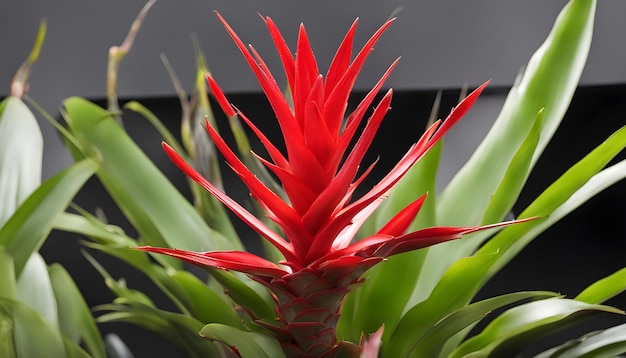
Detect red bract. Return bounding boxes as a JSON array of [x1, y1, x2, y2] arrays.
[[138, 14, 525, 356]]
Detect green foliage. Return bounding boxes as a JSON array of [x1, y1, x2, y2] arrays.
[[3, 0, 624, 356]]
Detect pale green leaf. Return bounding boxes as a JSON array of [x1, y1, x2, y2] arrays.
[[0, 159, 96, 276], [16, 252, 58, 327], [0, 96, 42, 227], [407, 291, 558, 358], [449, 298, 623, 358], [533, 323, 626, 358]]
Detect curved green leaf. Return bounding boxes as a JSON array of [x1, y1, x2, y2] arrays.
[[439, 0, 597, 226], [169, 270, 243, 328], [576, 267, 626, 305], [449, 298, 624, 358], [97, 302, 219, 358], [200, 323, 285, 358], [0, 159, 96, 276], [408, 291, 558, 358], [0, 96, 43, 227], [533, 323, 626, 358], [63, 97, 239, 258], [16, 253, 58, 327], [0, 247, 16, 300], [409, 0, 599, 316], [386, 252, 500, 357], [208, 269, 277, 321], [0, 298, 67, 358], [478, 128, 626, 277], [49, 264, 106, 358], [481, 110, 542, 225]]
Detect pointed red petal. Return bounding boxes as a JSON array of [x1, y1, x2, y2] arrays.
[[136, 246, 288, 278], [263, 16, 295, 95], [162, 142, 299, 264], [429, 81, 490, 145], [214, 12, 299, 153], [203, 120, 306, 238], [325, 19, 358, 98], [376, 193, 427, 236], [303, 90, 393, 238], [205, 75, 236, 117], [323, 18, 395, 137], [373, 217, 537, 257], [293, 24, 320, 127], [328, 58, 399, 176], [233, 106, 288, 169]]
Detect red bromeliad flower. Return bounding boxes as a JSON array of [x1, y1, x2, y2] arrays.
[[138, 14, 524, 357]]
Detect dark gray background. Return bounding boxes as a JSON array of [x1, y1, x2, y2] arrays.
[[1, 1, 625, 178]]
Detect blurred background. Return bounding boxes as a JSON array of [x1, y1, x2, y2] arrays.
[[1, 0, 625, 356]]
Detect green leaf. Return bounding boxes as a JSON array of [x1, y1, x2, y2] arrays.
[[0, 159, 96, 276], [0, 247, 16, 300], [0, 96, 43, 227], [481, 110, 542, 225], [169, 270, 243, 328], [49, 263, 106, 358], [15, 252, 58, 327], [404, 0, 598, 319], [449, 298, 623, 358], [124, 100, 185, 154], [386, 252, 500, 357], [533, 323, 626, 358], [209, 269, 276, 321], [200, 323, 285, 358], [0, 298, 67, 358], [63, 97, 239, 256], [478, 127, 626, 278], [576, 267, 626, 305], [407, 291, 558, 358], [439, 0, 597, 226], [97, 301, 220, 357], [338, 142, 441, 343]]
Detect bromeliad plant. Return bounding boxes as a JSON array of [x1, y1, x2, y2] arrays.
[[137, 14, 529, 356], [30, 0, 626, 356]]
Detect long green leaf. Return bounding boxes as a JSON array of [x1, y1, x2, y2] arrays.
[[408, 291, 558, 358], [533, 323, 626, 358], [0, 96, 43, 227], [449, 298, 623, 358], [49, 263, 106, 358], [478, 128, 626, 277], [169, 270, 243, 328], [0, 159, 96, 276], [408, 0, 598, 316], [439, 0, 596, 226], [97, 301, 220, 358], [386, 252, 499, 357], [0, 298, 67, 358], [0, 247, 16, 300], [576, 267, 626, 305], [15, 253, 58, 327], [200, 323, 285, 358], [63, 97, 239, 256]]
